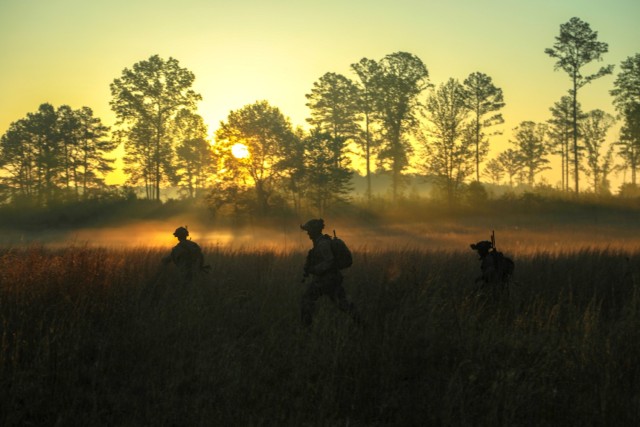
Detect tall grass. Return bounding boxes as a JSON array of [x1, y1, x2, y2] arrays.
[[1, 244, 639, 425]]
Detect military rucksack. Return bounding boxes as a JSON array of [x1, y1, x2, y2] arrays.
[[491, 250, 514, 281], [330, 230, 353, 270]]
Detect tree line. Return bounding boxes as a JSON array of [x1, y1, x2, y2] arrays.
[[1, 17, 639, 214]]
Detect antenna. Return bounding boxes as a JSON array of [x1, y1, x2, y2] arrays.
[[491, 230, 496, 250]]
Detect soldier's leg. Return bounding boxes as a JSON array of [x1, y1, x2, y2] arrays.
[[300, 282, 322, 326], [329, 278, 361, 324]]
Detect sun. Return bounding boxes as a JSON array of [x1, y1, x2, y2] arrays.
[[231, 143, 249, 159]]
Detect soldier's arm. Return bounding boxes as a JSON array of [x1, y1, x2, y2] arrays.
[[309, 239, 334, 275]]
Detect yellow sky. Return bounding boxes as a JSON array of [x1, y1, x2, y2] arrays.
[[1, 0, 639, 188]]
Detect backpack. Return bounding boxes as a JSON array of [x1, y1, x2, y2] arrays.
[[330, 230, 353, 270], [491, 250, 514, 280]]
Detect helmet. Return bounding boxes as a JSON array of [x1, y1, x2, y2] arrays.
[[300, 218, 324, 232], [173, 226, 189, 238], [470, 240, 493, 253]]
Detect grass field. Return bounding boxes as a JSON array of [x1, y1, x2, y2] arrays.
[[1, 235, 640, 426]]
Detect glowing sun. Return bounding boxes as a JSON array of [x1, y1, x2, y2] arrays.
[[231, 143, 249, 159]]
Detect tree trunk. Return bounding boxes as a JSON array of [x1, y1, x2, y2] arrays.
[[572, 77, 579, 194]]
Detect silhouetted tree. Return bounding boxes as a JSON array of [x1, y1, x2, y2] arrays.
[[214, 100, 296, 214], [110, 55, 201, 200], [0, 104, 61, 205], [351, 57, 383, 202], [547, 95, 584, 192], [420, 78, 474, 204], [68, 107, 114, 197], [305, 72, 360, 164], [611, 54, 640, 185], [302, 130, 353, 215], [1, 117, 39, 203], [581, 109, 616, 193], [375, 52, 430, 200], [496, 149, 523, 187], [462, 72, 505, 182], [0, 104, 113, 205], [511, 121, 550, 186], [610, 53, 640, 114], [278, 127, 306, 214], [171, 110, 215, 199], [545, 17, 613, 193], [483, 158, 504, 185], [615, 103, 640, 185]]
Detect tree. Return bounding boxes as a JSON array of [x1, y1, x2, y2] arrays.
[[545, 17, 614, 193], [30, 103, 61, 204], [420, 78, 474, 204], [581, 109, 616, 193], [483, 158, 504, 185], [376, 52, 430, 200], [214, 100, 296, 214], [110, 55, 201, 200], [278, 127, 307, 214], [611, 54, 640, 186], [547, 95, 584, 192], [510, 121, 549, 186], [0, 104, 114, 205], [0, 117, 39, 202], [171, 110, 215, 199], [69, 107, 115, 197], [305, 72, 361, 147], [351, 57, 383, 202], [496, 149, 523, 187], [0, 104, 62, 205], [462, 72, 505, 182], [302, 130, 353, 215], [615, 103, 640, 186], [610, 53, 640, 114], [306, 73, 359, 194]]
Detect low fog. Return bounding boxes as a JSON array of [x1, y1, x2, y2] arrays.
[[3, 215, 640, 256]]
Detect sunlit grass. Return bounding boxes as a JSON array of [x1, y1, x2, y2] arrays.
[[1, 244, 639, 425]]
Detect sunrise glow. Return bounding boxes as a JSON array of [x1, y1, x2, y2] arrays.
[[231, 143, 249, 159]]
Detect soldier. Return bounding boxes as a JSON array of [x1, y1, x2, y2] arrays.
[[300, 218, 360, 327], [162, 226, 208, 285], [470, 238, 514, 297]]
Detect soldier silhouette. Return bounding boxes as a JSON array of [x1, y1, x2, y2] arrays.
[[470, 232, 514, 298], [300, 219, 360, 327], [162, 226, 209, 285]]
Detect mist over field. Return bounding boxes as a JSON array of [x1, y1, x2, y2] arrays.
[[2, 208, 639, 255]]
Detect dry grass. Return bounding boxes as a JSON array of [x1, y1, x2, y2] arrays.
[[1, 243, 640, 425]]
